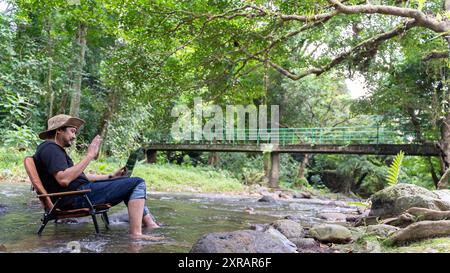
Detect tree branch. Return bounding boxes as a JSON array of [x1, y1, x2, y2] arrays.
[[328, 0, 448, 33], [245, 19, 416, 81], [422, 51, 449, 61]]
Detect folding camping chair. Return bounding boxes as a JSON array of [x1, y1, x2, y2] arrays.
[[24, 156, 111, 235]]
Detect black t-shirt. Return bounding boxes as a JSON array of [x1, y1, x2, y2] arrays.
[[33, 141, 90, 197]]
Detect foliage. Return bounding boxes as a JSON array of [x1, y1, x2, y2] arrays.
[[2, 124, 40, 150], [133, 163, 245, 193], [103, 101, 153, 159], [0, 0, 448, 196], [386, 150, 405, 186]]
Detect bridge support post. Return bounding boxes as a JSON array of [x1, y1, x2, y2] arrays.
[[269, 152, 280, 188], [146, 150, 157, 164]]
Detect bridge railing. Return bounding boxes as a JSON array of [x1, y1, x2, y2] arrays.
[[146, 126, 416, 146]]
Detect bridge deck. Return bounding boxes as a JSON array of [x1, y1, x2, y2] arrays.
[[144, 143, 440, 156]]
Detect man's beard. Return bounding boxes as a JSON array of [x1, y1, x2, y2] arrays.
[[64, 139, 74, 147]]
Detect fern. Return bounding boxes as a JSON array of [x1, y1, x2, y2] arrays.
[[386, 150, 405, 186]]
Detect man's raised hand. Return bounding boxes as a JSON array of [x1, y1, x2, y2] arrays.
[[87, 135, 102, 160]]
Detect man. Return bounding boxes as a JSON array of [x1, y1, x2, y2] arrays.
[[33, 114, 160, 240]]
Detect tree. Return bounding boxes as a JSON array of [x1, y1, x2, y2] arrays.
[[145, 0, 448, 185]]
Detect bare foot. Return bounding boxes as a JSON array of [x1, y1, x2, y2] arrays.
[[130, 234, 164, 241], [143, 222, 160, 229], [143, 215, 160, 228]]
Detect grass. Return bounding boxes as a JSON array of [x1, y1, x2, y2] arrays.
[[0, 147, 29, 182], [387, 237, 450, 253], [0, 147, 246, 193]]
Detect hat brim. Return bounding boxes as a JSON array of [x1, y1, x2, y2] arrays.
[[38, 117, 85, 140]]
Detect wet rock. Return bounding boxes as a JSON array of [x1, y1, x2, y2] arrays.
[[190, 229, 297, 253], [244, 207, 255, 214], [370, 184, 450, 218], [319, 212, 347, 222], [345, 214, 362, 223], [258, 195, 277, 203], [355, 216, 380, 227], [327, 201, 347, 207], [59, 218, 80, 224], [433, 190, 450, 203], [366, 224, 399, 238], [269, 219, 304, 239], [290, 238, 320, 251], [293, 192, 311, 199], [0, 204, 7, 215], [348, 226, 365, 242], [1, 169, 13, 178], [249, 224, 267, 232], [283, 215, 309, 222], [309, 224, 352, 244], [108, 212, 130, 223], [279, 192, 292, 199], [264, 227, 298, 251], [288, 203, 304, 210], [292, 238, 333, 253], [27, 199, 42, 209]]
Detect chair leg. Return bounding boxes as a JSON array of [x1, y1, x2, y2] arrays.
[[101, 212, 110, 230], [91, 214, 100, 234], [38, 217, 49, 236]]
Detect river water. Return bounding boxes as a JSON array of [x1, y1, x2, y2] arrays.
[[0, 182, 360, 253]]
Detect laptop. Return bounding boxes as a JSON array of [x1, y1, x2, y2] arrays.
[[123, 148, 143, 177]]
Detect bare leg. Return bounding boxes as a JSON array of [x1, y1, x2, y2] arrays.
[[128, 199, 163, 240]]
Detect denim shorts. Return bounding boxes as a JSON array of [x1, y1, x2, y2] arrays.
[[63, 176, 150, 216]]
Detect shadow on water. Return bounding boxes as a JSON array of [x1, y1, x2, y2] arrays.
[[0, 182, 358, 253]]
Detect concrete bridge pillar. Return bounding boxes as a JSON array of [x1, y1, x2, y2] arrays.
[[146, 150, 157, 164], [269, 152, 280, 188]]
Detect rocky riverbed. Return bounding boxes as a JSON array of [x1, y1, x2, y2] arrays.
[[189, 184, 450, 253], [1, 182, 450, 253]]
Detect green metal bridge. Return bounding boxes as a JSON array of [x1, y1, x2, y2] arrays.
[[142, 126, 440, 187], [144, 126, 439, 156]]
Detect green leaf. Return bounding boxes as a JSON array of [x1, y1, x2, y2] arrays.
[[386, 150, 405, 186]]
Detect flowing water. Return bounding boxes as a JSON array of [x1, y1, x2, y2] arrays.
[[0, 182, 360, 253]]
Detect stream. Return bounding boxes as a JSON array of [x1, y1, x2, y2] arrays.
[[0, 182, 360, 253]]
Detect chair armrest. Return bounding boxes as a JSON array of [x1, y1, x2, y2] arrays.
[[38, 189, 91, 198]]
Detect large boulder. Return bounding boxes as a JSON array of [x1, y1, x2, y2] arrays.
[[269, 219, 304, 240], [309, 224, 352, 244], [369, 184, 450, 218], [319, 212, 347, 222], [366, 224, 400, 238], [190, 230, 297, 253], [258, 195, 278, 203]]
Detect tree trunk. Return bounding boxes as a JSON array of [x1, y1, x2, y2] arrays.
[[208, 152, 219, 166], [69, 22, 87, 118], [297, 154, 310, 180], [427, 157, 440, 188], [263, 152, 270, 178], [45, 19, 54, 119], [207, 138, 219, 166], [56, 93, 67, 114], [440, 0, 450, 186], [98, 89, 117, 139], [438, 112, 450, 189]]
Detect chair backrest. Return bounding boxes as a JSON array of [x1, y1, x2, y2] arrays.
[[24, 156, 53, 210]]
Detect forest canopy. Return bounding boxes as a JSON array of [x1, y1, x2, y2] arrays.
[[0, 0, 448, 195]]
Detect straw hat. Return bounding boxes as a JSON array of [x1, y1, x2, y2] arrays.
[[38, 114, 85, 140]]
